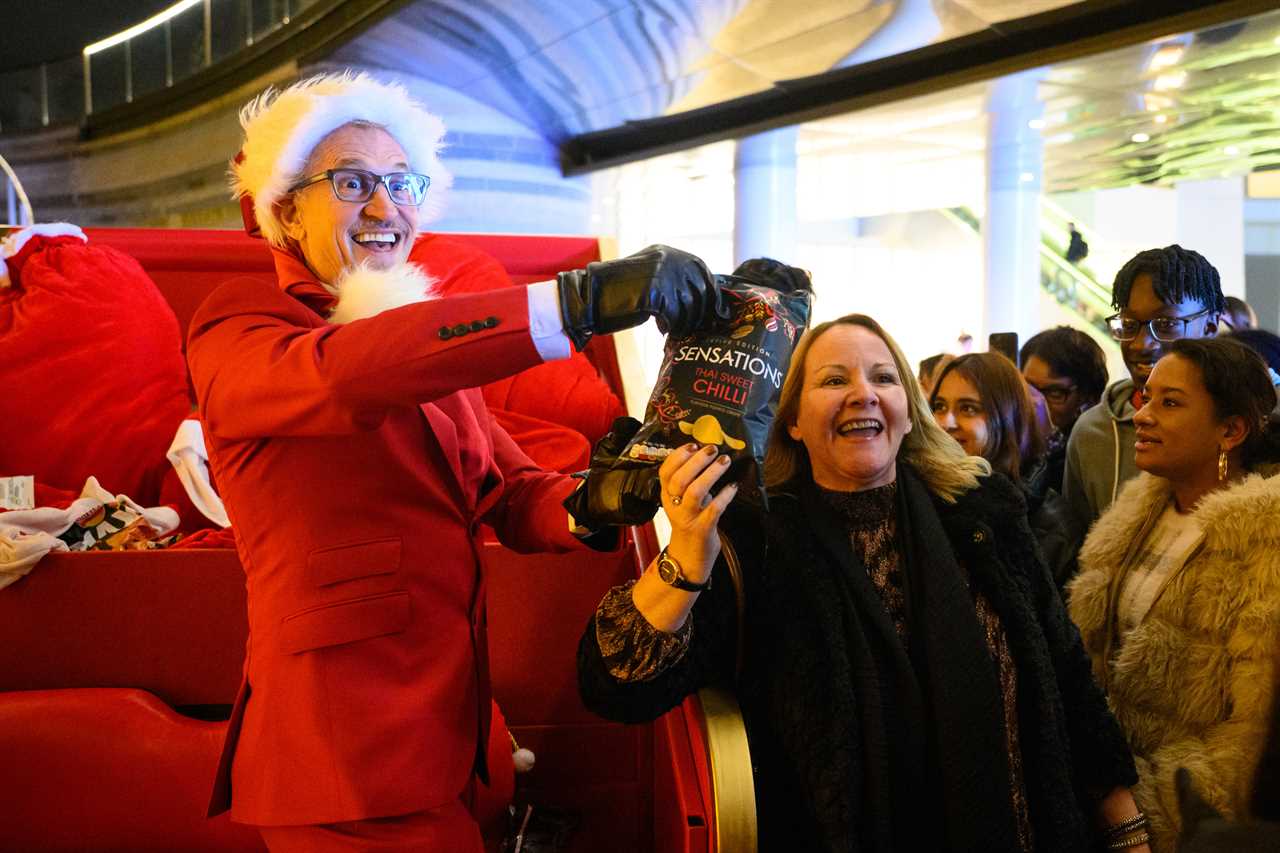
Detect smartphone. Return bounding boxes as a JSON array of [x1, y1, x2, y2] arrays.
[[988, 332, 1019, 366]]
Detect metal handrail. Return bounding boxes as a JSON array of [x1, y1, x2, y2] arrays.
[[1, 0, 309, 133], [0, 153, 34, 226], [1041, 196, 1103, 247], [1038, 236, 1112, 310]]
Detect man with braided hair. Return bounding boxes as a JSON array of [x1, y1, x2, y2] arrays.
[[1062, 245, 1225, 534]]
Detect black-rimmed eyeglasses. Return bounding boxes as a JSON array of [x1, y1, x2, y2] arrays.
[[1106, 308, 1213, 342], [1028, 382, 1077, 405], [288, 169, 431, 206]]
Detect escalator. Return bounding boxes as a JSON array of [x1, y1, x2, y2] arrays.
[[941, 199, 1113, 335]]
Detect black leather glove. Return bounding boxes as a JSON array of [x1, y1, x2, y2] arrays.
[[563, 417, 662, 536], [557, 245, 726, 351]]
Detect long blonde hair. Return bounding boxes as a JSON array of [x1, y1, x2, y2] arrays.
[[764, 314, 990, 502]]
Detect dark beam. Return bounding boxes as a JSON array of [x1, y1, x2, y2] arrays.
[[561, 0, 1280, 175]]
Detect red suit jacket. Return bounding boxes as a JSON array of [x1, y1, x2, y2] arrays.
[[188, 240, 583, 826]]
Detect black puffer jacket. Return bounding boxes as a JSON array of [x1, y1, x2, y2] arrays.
[[578, 465, 1136, 853]]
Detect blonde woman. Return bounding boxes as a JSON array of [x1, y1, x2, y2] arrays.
[[578, 314, 1146, 852]]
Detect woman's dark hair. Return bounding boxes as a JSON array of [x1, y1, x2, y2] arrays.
[[1019, 326, 1109, 403], [1111, 245, 1226, 315], [1167, 337, 1280, 470], [930, 352, 1045, 484], [1227, 328, 1280, 375]]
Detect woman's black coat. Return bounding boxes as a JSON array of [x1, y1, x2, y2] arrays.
[[578, 466, 1136, 852]]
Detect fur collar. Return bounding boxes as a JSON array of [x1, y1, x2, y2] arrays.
[[1081, 463, 1280, 570], [324, 262, 438, 324]]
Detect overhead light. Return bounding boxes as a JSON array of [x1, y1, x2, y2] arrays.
[[1131, 132, 1151, 143], [84, 0, 203, 55], [1154, 114, 1169, 124], [1154, 72, 1188, 91], [1019, 172, 1035, 183], [1148, 45, 1184, 72], [1047, 132, 1075, 145], [1224, 145, 1240, 156], [1143, 94, 1174, 112], [1028, 119, 1046, 130]]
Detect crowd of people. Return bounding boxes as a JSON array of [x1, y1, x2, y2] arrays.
[[578, 243, 1280, 853], [184, 70, 1279, 852]]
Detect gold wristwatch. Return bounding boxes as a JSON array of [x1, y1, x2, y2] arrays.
[[657, 546, 712, 592]]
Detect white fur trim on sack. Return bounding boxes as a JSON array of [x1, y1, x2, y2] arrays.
[[325, 262, 439, 325], [231, 71, 453, 248], [0, 223, 87, 288]]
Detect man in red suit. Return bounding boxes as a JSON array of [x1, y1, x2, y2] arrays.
[[187, 71, 720, 851]]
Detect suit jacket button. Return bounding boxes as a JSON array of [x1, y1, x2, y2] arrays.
[[484, 316, 499, 328], [438, 326, 453, 340], [972, 529, 986, 544], [470, 320, 486, 333], [452, 323, 469, 336]]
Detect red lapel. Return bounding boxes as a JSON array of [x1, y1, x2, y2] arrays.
[[420, 402, 464, 505]]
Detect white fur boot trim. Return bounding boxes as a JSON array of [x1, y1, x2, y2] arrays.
[[326, 261, 438, 324]]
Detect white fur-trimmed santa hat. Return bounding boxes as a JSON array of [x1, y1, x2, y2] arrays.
[[231, 71, 453, 247]]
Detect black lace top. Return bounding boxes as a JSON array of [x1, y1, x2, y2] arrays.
[[818, 482, 907, 643]]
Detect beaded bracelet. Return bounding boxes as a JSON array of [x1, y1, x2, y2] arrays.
[[1106, 831, 1151, 850], [1104, 812, 1149, 839]]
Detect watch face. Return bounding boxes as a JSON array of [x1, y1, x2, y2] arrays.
[[658, 556, 678, 585]]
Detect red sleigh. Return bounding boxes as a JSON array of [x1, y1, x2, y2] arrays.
[[0, 228, 753, 853]]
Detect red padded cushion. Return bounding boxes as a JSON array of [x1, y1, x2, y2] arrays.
[[490, 408, 590, 474], [412, 235, 625, 447], [0, 234, 189, 505], [0, 688, 265, 851], [482, 356, 626, 447]]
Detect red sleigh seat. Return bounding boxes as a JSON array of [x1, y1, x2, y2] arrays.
[[0, 228, 752, 853]]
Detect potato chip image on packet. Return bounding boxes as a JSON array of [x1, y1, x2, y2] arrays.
[[614, 258, 812, 506]]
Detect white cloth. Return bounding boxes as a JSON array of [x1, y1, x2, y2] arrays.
[[1117, 500, 1203, 635], [166, 419, 231, 528], [0, 477, 179, 590]]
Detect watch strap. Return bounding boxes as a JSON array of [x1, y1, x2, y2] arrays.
[[658, 546, 711, 592]]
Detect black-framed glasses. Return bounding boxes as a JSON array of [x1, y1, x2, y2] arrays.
[[288, 169, 431, 206], [1028, 382, 1077, 405], [1106, 308, 1213, 342]]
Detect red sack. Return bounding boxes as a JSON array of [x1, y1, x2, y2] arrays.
[[0, 226, 189, 505], [417, 234, 626, 449]]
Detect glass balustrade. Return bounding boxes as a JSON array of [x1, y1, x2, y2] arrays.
[[0, 0, 320, 134]]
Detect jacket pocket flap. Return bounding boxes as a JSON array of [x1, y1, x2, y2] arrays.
[[308, 538, 402, 587], [280, 591, 411, 654]]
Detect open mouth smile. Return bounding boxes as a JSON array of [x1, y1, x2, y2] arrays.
[[352, 230, 403, 252], [837, 418, 884, 438]]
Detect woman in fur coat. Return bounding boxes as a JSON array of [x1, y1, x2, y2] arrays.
[[1069, 336, 1280, 852]]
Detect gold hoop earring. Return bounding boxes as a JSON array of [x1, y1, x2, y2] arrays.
[[1218, 448, 1228, 482]]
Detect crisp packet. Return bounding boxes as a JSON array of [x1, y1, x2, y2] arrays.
[[615, 258, 812, 505]]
